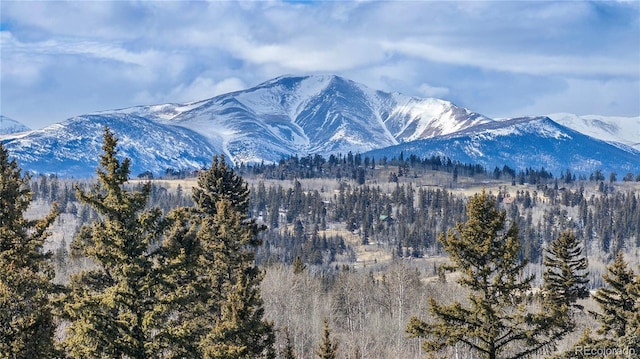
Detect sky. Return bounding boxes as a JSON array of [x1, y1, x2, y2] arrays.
[[1, 0, 639, 130]]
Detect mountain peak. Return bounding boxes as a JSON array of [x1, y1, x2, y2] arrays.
[[0, 116, 31, 135], [2, 75, 637, 178], [255, 74, 341, 91]]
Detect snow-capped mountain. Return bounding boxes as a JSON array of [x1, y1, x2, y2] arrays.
[[549, 113, 640, 150], [365, 117, 640, 175], [0, 116, 30, 135], [1, 75, 638, 178], [105, 75, 491, 163], [1, 114, 220, 178]]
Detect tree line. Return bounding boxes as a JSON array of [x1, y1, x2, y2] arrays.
[[235, 152, 639, 185], [29, 171, 640, 271], [246, 180, 638, 269], [29, 151, 639, 270]]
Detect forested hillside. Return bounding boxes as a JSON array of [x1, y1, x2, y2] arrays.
[[34, 151, 640, 271], [4, 134, 639, 358]]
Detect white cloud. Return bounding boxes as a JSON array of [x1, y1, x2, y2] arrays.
[[509, 78, 640, 117], [418, 83, 450, 98], [225, 35, 384, 73], [382, 40, 638, 78], [0, 33, 43, 85], [1, 0, 638, 129], [4, 35, 162, 68], [169, 77, 247, 103]]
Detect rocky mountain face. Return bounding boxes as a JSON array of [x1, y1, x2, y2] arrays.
[[1, 75, 638, 178], [102, 75, 491, 162]]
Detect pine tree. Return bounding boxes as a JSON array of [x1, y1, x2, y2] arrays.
[[58, 127, 166, 358], [542, 230, 590, 310], [557, 253, 639, 359], [201, 263, 274, 359], [192, 154, 250, 215], [315, 318, 338, 359], [552, 328, 603, 359], [407, 190, 568, 359], [162, 155, 274, 357], [292, 256, 307, 274], [198, 199, 274, 358], [155, 206, 203, 358], [0, 143, 59, 358], [591, 251, 638, 340], [620, 272, 640, 356]]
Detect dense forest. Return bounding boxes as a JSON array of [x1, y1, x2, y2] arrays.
[[3, 132, 639, 358], [34, 151, 640, 272]]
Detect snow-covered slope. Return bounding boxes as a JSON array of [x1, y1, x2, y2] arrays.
[[102, 75, 491, 164], [0, 116, 30, 135], [549, 113, 640, 150], [1, 75, 637, 178], [365, 117, 640, 175], [1, 114, 220, 178]]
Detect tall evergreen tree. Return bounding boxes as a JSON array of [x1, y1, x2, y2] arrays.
[[557, 252, 639, 359], [542, 230, 590, 310], [620, 272, 640, 356], [161, 155, 274, 357], [315, 318, 338, 359], [591, 251, 638, 340], [407, 190, 567, 359], [0, 143, 59, 358], [196, 157, 273, 357], [155, 206, 204, 358], [58, 127, 165, 358], [197, 199, 274, 358], [192, 154, 250, 215]]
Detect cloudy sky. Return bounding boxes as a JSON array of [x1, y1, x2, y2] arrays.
[[1, 0, 639, 129]]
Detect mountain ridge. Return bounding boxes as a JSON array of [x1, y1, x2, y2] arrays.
[[1, 75, 638, 178], [548, 113, 640, 150], [365, 116, 639, 175], [1, 114, 220, 177], [0, 115, 31, 135], [92, 74, 492, 164]]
